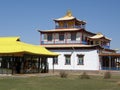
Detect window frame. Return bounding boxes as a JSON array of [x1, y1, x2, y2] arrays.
[[71, 33, 76, 41], [63, 22, 67, 28], [53, 57, 58, 64], [77, 54, 84, 65], [47, 33, 52, 41], [59, 33, 64, 41], [64, 55, 71, 65]]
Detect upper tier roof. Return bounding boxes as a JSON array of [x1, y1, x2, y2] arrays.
[[38, 28, 95, 35], [54, 10, 86, 24]]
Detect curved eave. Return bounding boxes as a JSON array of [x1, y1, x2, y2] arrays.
[[89, 37, 111, 41], [75, 18, 86, 24], [54, 17, 75, 21], [54, 18, 86, 24], [38, 28, 80, 33]]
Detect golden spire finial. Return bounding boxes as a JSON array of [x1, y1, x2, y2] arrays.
[[97, 32, 103, 35], [65, 10, 72, 17]]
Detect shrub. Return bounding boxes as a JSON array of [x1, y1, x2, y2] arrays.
[[103, 71, 111, 79], [80, 72, 90, 79], [59, 71, 68, 78], [117, 81, 120, 86]]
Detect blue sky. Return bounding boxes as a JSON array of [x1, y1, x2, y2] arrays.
[[0, 0, 120, 50]]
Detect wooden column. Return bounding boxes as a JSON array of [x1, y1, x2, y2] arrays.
[[65, 32, 67, 44], [38, 57, 40, 73], [109, 56, 111, 70], [81, 30, 83, 44], [12, 56, 15, 75], [53, 33, 56, 44], [40, 57, 42, 73], [21, 56, 24, 74]]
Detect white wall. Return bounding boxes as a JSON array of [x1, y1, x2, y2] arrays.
[[48, 49, 100, 70]]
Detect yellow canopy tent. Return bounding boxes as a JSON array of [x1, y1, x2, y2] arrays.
[[0, 36, 58, 56]]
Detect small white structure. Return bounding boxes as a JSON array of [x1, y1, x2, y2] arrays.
[[38, 11, 120, 71]]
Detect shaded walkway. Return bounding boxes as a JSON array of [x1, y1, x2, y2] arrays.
[[99, 53, 120, 70]]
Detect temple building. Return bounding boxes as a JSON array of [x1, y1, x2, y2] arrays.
[[38, 11, 120, 71]]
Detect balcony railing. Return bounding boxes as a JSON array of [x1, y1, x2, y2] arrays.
[[82, 40, 87, 45], [74, 25, 85, 29], [41, 41, 66, 44], [41, 40, 83, 44], [55, 41, 66, 44], [41, 41, 54, 44], [102, 45, 110, 49], [55, 25, 85, 29], [55, 26, 67, 29], [67, 40, 80, 44]]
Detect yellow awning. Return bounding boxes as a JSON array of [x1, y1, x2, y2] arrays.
[[0, 37, 58, 56]]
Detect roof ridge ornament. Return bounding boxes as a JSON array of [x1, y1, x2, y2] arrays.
[[65, 10, 72, 17], [97, 32, 103, 35]]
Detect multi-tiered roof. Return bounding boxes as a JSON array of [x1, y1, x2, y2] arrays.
[[38, 11, 115, 52]]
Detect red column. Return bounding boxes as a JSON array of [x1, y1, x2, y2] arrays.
[[65, 32, 68, 44], [109, 42, 110, 47], [54, 33, 56, 44]]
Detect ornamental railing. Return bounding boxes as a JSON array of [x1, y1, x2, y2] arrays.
[[41, 40, 86, 45], [55, 25, 85, 29], [103, 45, 110, 49]]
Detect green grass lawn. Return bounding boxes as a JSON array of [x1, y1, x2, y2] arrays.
[[0, 75, 120, 90]]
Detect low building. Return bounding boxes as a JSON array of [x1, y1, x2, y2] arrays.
[[38, 11, 120, 71], [0, 36, 58, 74]]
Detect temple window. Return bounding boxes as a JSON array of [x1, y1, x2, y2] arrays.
[[77, 54, 84, 65], [47, 34, 52, 41], [71, 33, 76, 41], [59, 33, 64, 41], [53, 57, 58, 64], [95, 41, 99, 45], [63, 22, 67, 28], [90, 41, 93, 45], [65, 55, 71, 65]]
